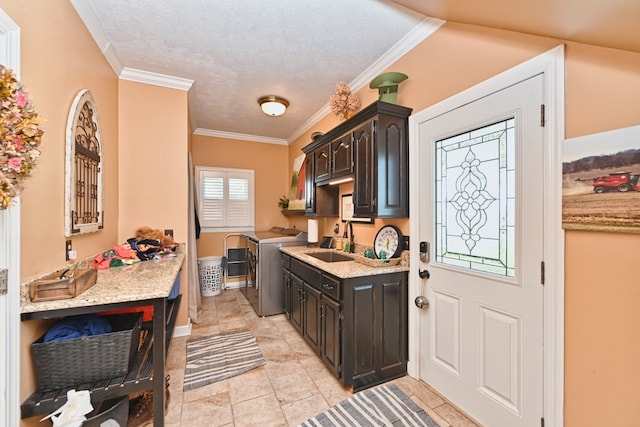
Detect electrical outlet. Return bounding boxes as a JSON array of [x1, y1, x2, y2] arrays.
[[402, 235, 410, 251], [65, 240, 72, 261], [164, 229, 174, 238]]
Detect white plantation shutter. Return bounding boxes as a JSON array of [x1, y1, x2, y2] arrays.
[[196, 167, 254, 231]]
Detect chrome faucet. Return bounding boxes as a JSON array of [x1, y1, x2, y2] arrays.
[[346, 221, 354, 253]]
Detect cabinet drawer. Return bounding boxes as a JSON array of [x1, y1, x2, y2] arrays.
[[291, 258, 322, 288], [282, 253, 291, 270], [320, 274, 340, 301]]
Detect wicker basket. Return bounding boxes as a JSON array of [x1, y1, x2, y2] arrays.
[[31, 313, 142, 391], [352, 253, 402, 268]]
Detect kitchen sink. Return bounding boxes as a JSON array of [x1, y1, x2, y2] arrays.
[[307, 252, 353, 263]]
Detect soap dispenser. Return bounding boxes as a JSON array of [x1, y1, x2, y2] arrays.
[[334, 223, 342, 250]]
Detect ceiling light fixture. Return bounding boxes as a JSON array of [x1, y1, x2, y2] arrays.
[[258, 95, 289, 117]]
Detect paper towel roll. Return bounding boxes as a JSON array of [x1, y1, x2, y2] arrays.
[[307, 218, 319, 243]]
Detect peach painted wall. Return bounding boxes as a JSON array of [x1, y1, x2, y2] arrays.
[[288, 23, 640, 426], [0, 2, 120, 425], [4, 2, 640, 424], [563, 43, 640, 427], [118, 79, 190, 328], [288, 23, 558, 252], [190, 134, 290, 257]]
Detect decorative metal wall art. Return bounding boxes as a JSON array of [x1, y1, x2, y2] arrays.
[[65, 89, 103, 236]]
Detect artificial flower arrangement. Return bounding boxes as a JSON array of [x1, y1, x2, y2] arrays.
[[0, 65, 44, 209], [328, 81, 361, 120]]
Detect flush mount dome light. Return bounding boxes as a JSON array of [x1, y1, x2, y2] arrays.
[[369, 72, 408, 104], [258, 95, 289, 116]]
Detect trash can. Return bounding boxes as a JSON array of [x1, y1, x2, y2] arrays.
[[198, 256, 223, 296]]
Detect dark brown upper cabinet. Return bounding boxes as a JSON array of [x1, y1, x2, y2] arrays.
[[330, 132, 354, 180], [303, 101, 412, 218], [314, 145, 331, 182]]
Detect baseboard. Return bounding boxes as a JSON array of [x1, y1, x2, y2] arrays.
[[173, 322, 192, 337]]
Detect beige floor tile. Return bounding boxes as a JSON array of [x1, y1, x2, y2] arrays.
[[434, 403, 481, 427], [280, 394, 330, 426], [313, 376, 353, 407], [181, 392, 233, 426], [227, 366, 272, 404], [169, 288, 479, 426], [270, 371, 319, 404], [232, 393, 287, 427]]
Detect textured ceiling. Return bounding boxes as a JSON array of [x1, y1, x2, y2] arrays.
[[71, 0, 639, 144], [72, 0, 432, 144]]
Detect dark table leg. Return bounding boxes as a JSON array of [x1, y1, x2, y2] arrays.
[[152, 297, 166, 427]]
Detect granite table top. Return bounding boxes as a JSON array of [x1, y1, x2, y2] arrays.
[[280, 246, 409, 279], [21, 247, 185, 315]]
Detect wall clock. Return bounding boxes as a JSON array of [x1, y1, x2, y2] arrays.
[[374, 225, 403, 259]]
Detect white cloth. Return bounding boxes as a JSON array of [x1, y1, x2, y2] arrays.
[[41, 389, 93, 427]]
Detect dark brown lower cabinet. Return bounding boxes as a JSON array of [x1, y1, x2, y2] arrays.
[[342, 275, 407, 391], [282, 253, 407, 391], [302, 284, 322, 352], [320, 294, 341, 377]]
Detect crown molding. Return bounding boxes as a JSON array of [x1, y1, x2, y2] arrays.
[[287, 16, 444, 145], [193, 128, 289, 145], [119, 68, 194, 91], [71, 0, 122, 75], [350, 17, 444, 91]]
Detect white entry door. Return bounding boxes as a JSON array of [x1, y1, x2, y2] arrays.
[[415, 75, 544, 426]]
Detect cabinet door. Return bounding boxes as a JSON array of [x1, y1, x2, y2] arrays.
[[283, 268, 291, 318], [303, 284, 322, 353], [321, 295, 341, 378], [344, 281, 377, 387], [376, 114, 409, 217], [378, 276, 407, 380], [314, 145, 331, 182], [331, 133, 353, 179], [352, 120, 376, 217], [290, 274, 304, 334], [304, 154, 316, 213], [342, 272, 408, 391]]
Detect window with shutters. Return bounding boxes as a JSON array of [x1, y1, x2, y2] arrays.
[[195, 166, 254, 232]]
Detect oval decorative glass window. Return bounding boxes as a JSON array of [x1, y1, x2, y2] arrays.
[[65, 89, 104, 236]]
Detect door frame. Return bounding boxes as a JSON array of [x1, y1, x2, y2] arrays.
[[0, 9, 22, 427], [408, 45, 565, 427]]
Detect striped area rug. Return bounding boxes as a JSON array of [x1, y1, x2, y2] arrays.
[[299, 383, 440, 427], [183, 329, 265, 391]]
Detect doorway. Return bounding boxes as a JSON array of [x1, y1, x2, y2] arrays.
[[408, 47, 565, 427]]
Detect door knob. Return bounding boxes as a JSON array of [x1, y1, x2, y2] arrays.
[[419, 269, 430, 279], [415, 296, 429, 309]]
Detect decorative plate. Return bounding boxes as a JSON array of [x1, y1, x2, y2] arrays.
[[373, 225, 403, 259]]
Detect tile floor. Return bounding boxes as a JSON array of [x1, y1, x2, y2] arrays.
[[158, 288, 479, 426]]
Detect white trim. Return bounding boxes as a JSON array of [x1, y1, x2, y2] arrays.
[[287, 17, 444, 144], [193, 128, 288, 145], [119, 67, 194, 91], [173, 322, 192, 338], [70, 0, 123, 75], [0, 9, 21, 427], [408, 45, 565, 427]]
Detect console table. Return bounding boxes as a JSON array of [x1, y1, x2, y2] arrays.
[[20, 248, 185, 427]]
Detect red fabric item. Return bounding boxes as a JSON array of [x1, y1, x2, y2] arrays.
[[98, 306, 154, 322], [93, 245, 138, 269]]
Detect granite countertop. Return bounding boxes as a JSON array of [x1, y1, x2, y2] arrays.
[[280, 246, 409, 279], [21, 246, 185, 315]]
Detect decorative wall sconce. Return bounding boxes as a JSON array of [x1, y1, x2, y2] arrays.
[[258, 95, 289, 116]]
